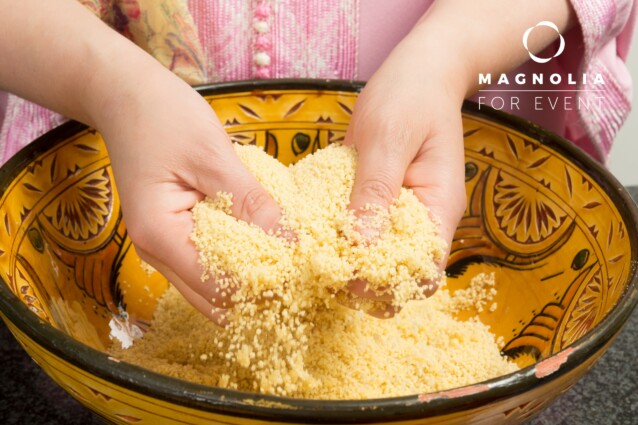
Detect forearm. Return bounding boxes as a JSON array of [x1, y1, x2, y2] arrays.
[[397, 0, 574, 98], [0, 0, 165, 128]]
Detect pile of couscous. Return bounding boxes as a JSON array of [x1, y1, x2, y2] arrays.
[[110, 144, 518, 399]]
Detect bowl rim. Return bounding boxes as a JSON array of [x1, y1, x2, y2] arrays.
[[0, 79, 637, 423]]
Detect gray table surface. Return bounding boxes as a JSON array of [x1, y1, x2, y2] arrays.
[[1, 190, 637, 425]]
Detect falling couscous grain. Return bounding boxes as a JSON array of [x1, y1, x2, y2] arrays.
[[110, 144, 518, 399]]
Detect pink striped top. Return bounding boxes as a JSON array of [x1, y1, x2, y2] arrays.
[[0, 0, 634, 164]]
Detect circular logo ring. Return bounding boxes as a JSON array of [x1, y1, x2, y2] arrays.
[[522, 21, 565, 64]]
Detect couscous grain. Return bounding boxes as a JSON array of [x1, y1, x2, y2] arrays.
[[110, 144, 518, 399]]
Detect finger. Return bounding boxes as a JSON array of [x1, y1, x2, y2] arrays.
[[347, 279, 394, 302], [129, 206, 236, 310], [161, 268, 230, 326], [349, 278, 440, 302], [404, 115, 466, 269], [419, 278, 440, 298], [345, 92, 424, 240], [334, 290, 398, 319], [365, 303, 400, 319], [367, 303, 398, 319], [345, 136, 409, 243], [347, 140, 405, 214], [136, 247, 230, 326], [146, 131, 291, 321], [186, 131, 283, 232]]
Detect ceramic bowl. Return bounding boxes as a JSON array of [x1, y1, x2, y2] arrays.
[[1, 80, 637, 425]]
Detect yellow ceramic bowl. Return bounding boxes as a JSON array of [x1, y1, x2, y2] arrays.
[[1, 80, 637, 425]]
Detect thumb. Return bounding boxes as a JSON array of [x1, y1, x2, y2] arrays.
[[345, 119, 419, 240], [190, 139, 283, 232], [226, 174, 283, 232], [348, 142, 406, 213]]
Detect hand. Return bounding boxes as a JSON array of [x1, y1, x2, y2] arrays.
[[93, 63, 283, 324], [344, 0, 573, 314], [0, 0, 287, 325], [0, 0, 572, 323], [344, 27, 469, 315]]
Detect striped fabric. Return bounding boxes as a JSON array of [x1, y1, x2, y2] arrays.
[[0, 0, 634, 165]]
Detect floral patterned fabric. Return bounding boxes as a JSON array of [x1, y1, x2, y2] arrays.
[[79, 0, 207, 84]]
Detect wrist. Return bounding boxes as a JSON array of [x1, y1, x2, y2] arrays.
[[399, 30, 474, 104], [408, 0, 574, 97], [81, 37, 170, 133]]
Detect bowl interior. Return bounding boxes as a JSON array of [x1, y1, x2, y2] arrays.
[[0, 83, 635, 380]]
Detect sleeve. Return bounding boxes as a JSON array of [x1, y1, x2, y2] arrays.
[[0, 0, 208, 166], [78, 0, 207, 84], [566, 0, 636, 162]]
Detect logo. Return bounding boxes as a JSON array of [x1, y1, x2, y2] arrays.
[[476, 19, 605, 114], [522, 21, 565, 64]]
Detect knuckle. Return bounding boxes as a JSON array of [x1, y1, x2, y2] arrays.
[[358, 177, 396, 206], [238, 187, 278, 228], [371, 113, 418, 150], [240, 187, 270, 217]]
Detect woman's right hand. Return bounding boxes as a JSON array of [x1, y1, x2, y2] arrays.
[[92, 62, 284, 325], [0, 0, 283, 325]]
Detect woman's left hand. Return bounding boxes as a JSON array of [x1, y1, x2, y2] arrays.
[[345, 0, 574, 315], [343, 31, 469, 314]]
